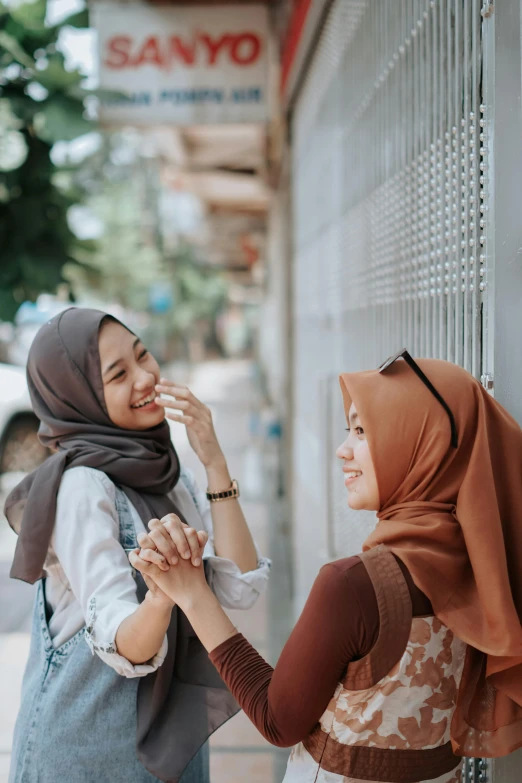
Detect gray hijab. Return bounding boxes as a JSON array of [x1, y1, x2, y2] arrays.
[[5, 307, 238, 782]]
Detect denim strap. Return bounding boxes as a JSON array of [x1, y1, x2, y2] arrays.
[[114, 487, 138, 551]]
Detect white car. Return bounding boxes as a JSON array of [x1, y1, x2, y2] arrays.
[[0, 363, 48, 474]]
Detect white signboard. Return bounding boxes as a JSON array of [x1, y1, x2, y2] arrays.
[[93, 3, 270, 126]]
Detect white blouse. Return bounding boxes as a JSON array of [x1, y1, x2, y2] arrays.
[[45, 465, 270, 678]]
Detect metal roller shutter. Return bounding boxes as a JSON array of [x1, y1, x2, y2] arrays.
[[290, 3, 494, 777]]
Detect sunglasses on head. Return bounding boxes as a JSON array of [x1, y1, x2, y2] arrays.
[[378, 349, 458, 449]]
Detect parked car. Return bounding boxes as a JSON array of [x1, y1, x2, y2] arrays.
[[0, 363, 48, 474]]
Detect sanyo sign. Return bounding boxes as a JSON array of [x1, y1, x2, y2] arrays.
[[93, 4, 270, 125]]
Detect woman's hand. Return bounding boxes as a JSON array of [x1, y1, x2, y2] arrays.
[[129, 547, 210, 611], [141, 572, 176, 611], [154, 378, 226, 469], [137, 514, 208, 568]]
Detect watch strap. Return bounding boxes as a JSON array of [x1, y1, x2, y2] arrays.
[[206, 479, 240, 503]]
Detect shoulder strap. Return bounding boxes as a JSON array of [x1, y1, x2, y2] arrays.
[[114, 486, 149, 602], [114, 486, 138, 551], [342, 545, 412, 690]]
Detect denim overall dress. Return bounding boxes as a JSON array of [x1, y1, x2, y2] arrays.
[[9, 487, 209, 783]]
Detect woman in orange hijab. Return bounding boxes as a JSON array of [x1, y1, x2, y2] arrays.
[[130, 352, 522, 783]]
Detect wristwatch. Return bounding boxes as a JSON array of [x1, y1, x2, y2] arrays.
[[206, 479, 240, 503]]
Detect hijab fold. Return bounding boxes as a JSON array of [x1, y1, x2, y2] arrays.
[[340, 358, 522, 758], [5, 308, 237, 782]]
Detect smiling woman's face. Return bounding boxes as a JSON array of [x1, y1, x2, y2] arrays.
[[98, 319, 164, 430], [336, 402, 380, 511]]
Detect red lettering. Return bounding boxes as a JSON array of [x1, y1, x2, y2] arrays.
[[169, 35, 196, 66], [230, 33, 261, 66], [133, 36, 164, 69], [104, 36, 132, 69], [104, 31, 263, 71], [199, 34, 230, 66]]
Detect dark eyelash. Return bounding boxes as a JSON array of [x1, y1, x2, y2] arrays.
[[109, 349, 147, 382]]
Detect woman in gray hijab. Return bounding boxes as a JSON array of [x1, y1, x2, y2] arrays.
[[5, 308, 270, 783]]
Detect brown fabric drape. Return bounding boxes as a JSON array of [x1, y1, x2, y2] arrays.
[[340, 358, 522, 758]]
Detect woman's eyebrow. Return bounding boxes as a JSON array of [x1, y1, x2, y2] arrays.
[[350, 411, 360, 424], [103, 338, 141, 376]]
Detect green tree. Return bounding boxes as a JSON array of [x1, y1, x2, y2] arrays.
[[171, 245, 228, 335], [0, 0, 94, 320]]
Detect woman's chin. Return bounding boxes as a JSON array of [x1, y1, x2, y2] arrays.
[[132, 406, 165, 430], [347, 492, 363, 510]]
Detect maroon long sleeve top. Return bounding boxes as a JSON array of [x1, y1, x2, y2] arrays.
[[209, 555, 432, 748]]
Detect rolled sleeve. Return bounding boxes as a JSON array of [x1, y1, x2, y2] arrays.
[[84, 595, 168, 678], [180, 466, 271, 609], [205, 550, 271, 610], [95, 639, 168, 678]]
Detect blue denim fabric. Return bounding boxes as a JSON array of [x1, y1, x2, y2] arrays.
[[9, 488, 210, 783]]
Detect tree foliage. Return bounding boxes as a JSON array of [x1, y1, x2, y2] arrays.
[[69, 139, 228, 341], [0, 0, 94, 321], [172, 248, 228, 333]]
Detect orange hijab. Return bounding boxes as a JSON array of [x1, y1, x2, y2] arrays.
[[340, 358, 522, 758]]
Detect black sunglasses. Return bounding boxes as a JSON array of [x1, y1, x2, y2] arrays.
[[378, 349, 458, 448]]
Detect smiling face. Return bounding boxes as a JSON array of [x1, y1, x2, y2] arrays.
[[336, 402, 380, 511], [98, 319, 164, 431]]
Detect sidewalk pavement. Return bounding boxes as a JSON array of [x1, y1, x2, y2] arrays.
[[0, 359, 292, 783]]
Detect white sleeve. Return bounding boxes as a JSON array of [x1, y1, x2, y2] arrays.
[[52, 467, 167, 678], [180, 466, 271, 610]]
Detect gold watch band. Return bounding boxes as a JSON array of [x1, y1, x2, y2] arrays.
[[206, 479, 240, 503]]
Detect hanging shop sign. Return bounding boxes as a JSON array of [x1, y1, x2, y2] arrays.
[[93, 3, 270, 125]]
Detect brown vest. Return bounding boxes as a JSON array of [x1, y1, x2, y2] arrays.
[[283, 546, 466, 783]]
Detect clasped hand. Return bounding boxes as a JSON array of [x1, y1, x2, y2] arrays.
[[129, 513, 209, 609]]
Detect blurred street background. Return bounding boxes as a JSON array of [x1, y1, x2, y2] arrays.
[[1, 1, 522, 782]]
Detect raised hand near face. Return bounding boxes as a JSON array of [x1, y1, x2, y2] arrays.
[[154, 379, 226, 469]]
